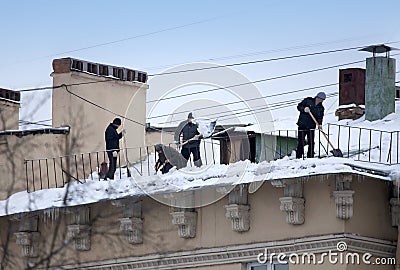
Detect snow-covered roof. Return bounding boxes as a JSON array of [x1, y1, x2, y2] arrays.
[[337, 103, 365, 109], [0, 127, 70, 137], [1, 157, 399, 217], [272, 99, 400, 133], [334, 103, 400, 132], [0, 96, 20, 104], [1, 102, 400, 217]]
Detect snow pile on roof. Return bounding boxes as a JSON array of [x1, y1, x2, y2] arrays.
[[337, 103, 365, 109], [1, 102, 400, 217], [1, 156, 399, 217]]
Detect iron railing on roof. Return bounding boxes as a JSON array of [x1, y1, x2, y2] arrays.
[[24, 141, 220, 192], [24, 124, 399, 192], [326, 123, 399, 164], [265, 124, 400, 165]]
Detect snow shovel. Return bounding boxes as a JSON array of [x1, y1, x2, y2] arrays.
[[308, 110, 343, 157], [180, 120, 217, 147], [122, 130, 132, 177]]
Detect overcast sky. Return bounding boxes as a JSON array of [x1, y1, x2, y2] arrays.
[[1, 0, 399, 130]]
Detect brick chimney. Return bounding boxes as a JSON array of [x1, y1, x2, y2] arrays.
[[335, 68, 366, 120], [0, 88, 20, 130]]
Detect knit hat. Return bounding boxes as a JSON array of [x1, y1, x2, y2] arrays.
[[112, 118, 122, 126], [187, 112, 194, 119], [316, 92, 326, 100]]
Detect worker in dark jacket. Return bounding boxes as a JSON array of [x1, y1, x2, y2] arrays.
[[154, 144, 186, 174], [104, 118, 125, 179], [155, 144, 173, 174], [296, 92, 326, 159], [174, 113, 203, 167]]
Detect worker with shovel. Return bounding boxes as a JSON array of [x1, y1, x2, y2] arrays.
[[174, 112, 203, 167], [296, 92, 326, 159]]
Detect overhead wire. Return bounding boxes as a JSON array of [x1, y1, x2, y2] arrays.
[[158, 92, 338, 125], [147, 82, 338, 120], [147, 45, 368, 77], [146, 59, 365, 104], [15, 48, 399, 96], [13, 46, 399, 129], [144, 39, 400, 71], [217, 93, 339, 123]]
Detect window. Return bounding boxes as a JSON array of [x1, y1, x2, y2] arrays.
[[343, 73, 352, 83], [247, 262, 288, 270]]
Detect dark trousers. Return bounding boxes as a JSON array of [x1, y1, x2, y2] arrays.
[[106, 151, 118, 179], [181, 146, 201, 165], [161, 162, 173, 174], [296, 128, 315, 159]]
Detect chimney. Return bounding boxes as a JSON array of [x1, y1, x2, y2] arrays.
[[335, 68, 366, 120], [0, 88, 20, 131], [360, 44, 397, 121]]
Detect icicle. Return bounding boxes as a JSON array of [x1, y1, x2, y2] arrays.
[[41, 208, 60, 224]]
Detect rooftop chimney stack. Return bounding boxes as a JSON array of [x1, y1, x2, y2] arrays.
[[0, 88, 20, 131], [360, 44, 397, 121]]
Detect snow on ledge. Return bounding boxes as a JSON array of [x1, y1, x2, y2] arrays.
[[1, 157, 399, 217]]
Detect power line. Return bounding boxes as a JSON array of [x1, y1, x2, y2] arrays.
[[14, 57, 357, 96], [147, 82, 338, 120], [147, 51, 399, 104], [62, 85, 146, 127], [217, 93, 339, 123], [18, 80, 114, 92], [157, 92, 338, 125], [58, 76, 337, 130], [144, 39, 400, 71], [146, 59, 365, 104], [19, 119, 52, 127], [15, 48, 399, 95], [147, 45, 368, 77]]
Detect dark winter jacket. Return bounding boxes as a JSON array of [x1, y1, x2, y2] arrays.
[[296, 97, 324, 129], [155, 144, 187, 169], [105, 123, 122, 151], [174, 120, 201, 148]]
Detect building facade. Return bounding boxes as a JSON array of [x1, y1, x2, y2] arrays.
[[0, 173, 397, 269]]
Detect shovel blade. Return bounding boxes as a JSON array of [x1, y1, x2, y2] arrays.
[[330, 149, 343, 157]]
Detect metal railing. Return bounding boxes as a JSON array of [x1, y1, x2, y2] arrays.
[[265, 124, 400, 165], [24, 141, 219, 192], [24, 124, 400, 192], [326, 123, 399, 165]]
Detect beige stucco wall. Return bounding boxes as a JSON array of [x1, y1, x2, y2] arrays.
[[52, 71, 148, 162], [145, 130, 175, 149], [0, 133, 68, 200], [0, 100, 19, 131], [0, 174, 396, 269]]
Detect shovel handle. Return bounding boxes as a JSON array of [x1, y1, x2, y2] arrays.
[[180, 134, 201, 147], [307, 110, 336, 150]]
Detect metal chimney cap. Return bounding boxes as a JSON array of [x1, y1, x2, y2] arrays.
[[359, 44, 399, 53]]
